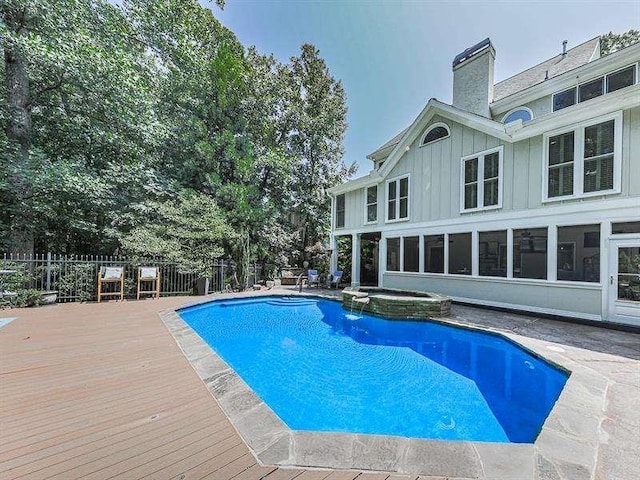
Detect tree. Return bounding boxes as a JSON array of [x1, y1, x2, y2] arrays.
[[287, 44, 357, 259], [600, 30, 640, 56]]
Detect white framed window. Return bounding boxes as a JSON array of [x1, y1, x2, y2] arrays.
[[420, 122, 450, 146], [364, 185, 377, 224], [552, 64, 638, 112], [386, 174, 409, 222], [460, 146, 503, 213], [335, 194, 345, 228], [543, 111, 622, 202], [502, 107, 533, 124]]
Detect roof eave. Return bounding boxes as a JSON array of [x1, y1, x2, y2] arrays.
[[490, 41, 640, 113]]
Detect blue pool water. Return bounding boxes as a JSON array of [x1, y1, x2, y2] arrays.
[[179, 296, 568, 443]]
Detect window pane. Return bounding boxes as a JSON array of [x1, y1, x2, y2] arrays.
[[607, 66, 636, 93], [484, 152, 499, 179], [584, 155, 614, 192], [553, 87, 576, 111], [548, 164, 574, 197], [367, 204, 377, 222], [367, 186, 377, 204], [399, 198, 408, 219], [449, 233, 472, 275], [465, 158, 478, 183], [617, 247, 640, 301], [386, 238, 400, 271], [336, 194, 345, 228], [388, 180, 396, 200], [548, 132, 574, 166], [424, 235, 445, 273], [584, 120, 614, 159], [484, 178, 499, 206], [388, 199, 396, 220], [612, 222, 640, 234], [423, 126, 449, 144], [479, 230, 507, 277], [399, 177, 409, 197], [403, 236, 419, 272], [578, 77, 604, 102], [557, 224, 600, 282], [465, 183, 478, 209], [503, 109, 532, 123], [513, 228, 548, 279]]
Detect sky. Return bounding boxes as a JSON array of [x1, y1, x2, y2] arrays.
[[209, 0, 640, 177]]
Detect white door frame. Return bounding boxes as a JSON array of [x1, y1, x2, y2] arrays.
[[607, 237, 640, 325]]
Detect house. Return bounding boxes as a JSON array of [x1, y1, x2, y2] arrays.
[[327, 37, 640, 326]]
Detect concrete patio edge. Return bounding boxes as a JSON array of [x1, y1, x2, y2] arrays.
[[158, 291, 607, 480]]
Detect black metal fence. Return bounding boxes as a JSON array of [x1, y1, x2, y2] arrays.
[[1, 253, 261, 302]]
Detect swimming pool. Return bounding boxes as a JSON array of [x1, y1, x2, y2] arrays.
[[179, 296, 568, 443]]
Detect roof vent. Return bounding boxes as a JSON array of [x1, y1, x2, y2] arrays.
[[452, 38, 493, 68], [561, 40, 568, 58]]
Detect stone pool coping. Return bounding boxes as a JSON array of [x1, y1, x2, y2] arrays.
[[159, 291, 609, 480]]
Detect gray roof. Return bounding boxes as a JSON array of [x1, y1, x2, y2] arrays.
[[493, 37, 600, 101], [368, 37, 601, 159], [368, 126, 410, 159]]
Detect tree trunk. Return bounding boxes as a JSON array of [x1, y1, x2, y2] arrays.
[[2, 6, 34, 255]]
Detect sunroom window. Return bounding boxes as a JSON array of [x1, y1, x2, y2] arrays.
[[545, 113, 621, 201], [461, 146, 502, 212], [386, 175, 409, 221]]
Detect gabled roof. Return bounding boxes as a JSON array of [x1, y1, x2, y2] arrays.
[[493, 37, 600, 101], [367, 127, 410, 160], [368, 37, 601, 160]]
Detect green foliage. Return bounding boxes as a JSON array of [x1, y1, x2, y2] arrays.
[[1, 0, 354, 275], [121, 190, 232, 277], [600, 30, 640, 56], [53, 263, 96, 302], [14, 289, 43, 307]]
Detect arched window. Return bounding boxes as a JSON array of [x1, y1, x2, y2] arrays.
[[421, 123, 450, 146], [502, 107, 533, 124]]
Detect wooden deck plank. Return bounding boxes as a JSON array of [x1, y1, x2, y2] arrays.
[[0, 298, 375, 480], [231, 463, 278, 480], [287, 470, 333, 480], [0, 401, 219, 473], [111, 426, 240, 480], [323, 471, 363, 480], [353, 473, 390, 480], [262, 468, 306, 480]]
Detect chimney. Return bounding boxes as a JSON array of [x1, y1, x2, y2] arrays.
[[562, 40, 568, 58], [452, 38, 495, 118]]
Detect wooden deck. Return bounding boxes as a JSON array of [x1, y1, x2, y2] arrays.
[[0, 298, 423, 480]]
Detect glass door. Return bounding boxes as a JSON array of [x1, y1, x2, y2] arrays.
[[608, 239, 640, 325]]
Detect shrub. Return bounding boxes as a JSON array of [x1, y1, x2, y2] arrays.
[[14, 289, 43, 308]]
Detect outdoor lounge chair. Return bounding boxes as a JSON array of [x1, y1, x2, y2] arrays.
[[137, 266, 160, 300], [307, 269, 320, 288], [329, 270, 343, 289], [97, 266, 124, 302]]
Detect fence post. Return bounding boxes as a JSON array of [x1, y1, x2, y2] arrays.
[[46, 252, 52, 292], [221, 261, 225, 292]]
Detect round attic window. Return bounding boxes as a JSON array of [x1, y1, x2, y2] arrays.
[[502, 107, 533, 124], [421, 123, 450, 146]]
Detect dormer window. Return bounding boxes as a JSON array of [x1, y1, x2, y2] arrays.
[[421, 123, 450, 146], [552, 64, 637, 112], [502, 107, 533, 124]]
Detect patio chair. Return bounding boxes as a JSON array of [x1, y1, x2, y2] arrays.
[[137, 266, 160, 300], [97, 266, 124, 302], [307, 269, 320, 288], [329, 270, 343, 289]]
